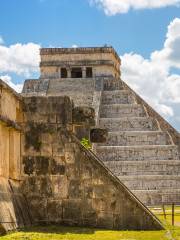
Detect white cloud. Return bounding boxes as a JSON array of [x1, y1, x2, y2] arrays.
[[0, 41, 40, 93], [90, 0, 180, 15], [121, 18, 180, 124], [72, 44, 78, 48], [0, 42, 40, 76], [0, 36, 4, 45], [0, 75, 23, 93]]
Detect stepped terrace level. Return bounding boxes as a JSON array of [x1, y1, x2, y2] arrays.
[[40, 47, 121, 79]]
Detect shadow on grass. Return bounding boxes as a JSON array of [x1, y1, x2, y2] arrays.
[[20, 225, 97, 235]]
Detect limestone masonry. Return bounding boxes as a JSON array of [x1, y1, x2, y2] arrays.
[[1, 46, 179, 232], [23, 47, 180, 205]]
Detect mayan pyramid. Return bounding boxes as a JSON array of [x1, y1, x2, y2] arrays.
[[23, 47, 180, 206]]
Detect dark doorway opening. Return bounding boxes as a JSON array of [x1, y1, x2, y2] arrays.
[[71, 68, 82, 78], [61, 68, 67, 78], [86, 67, 93, 78]]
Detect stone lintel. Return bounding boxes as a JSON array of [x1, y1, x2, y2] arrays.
[[40, 60, 115, 67]]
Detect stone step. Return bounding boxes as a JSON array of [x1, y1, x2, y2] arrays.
[[103, 79, 124, 91], [99, 117, 159, 132], [104, 160, 180, 176], [98, 131, 172, 146], [100, 104, 147, 118], [133, 189, 180, 205], [118, 175, 180, 190], [96, 145, 179, 161], [101, 90, 136, 105]]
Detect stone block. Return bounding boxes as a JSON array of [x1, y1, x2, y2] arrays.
[[51, 176, 68, 198], [73, 107, 95, 125], [47, 200, 63, 223], [102, 90, 136, 104], [68, 180, 82, 199]]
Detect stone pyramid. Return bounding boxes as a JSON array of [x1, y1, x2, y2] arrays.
[[22, 47, 180, 206], [95, 78, 180, 205]]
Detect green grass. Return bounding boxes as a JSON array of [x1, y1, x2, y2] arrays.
[[0, 225, 170, 240], [1, 206, 180, 240]]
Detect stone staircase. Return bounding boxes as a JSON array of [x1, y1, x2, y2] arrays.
[[96, 79, 180, 205]]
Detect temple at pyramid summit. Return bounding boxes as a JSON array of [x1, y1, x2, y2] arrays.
[[0, 46, 179, 233], [23, 47, 180, 206]]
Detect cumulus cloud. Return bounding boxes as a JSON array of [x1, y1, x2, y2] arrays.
[[72, 44, 78, 48], [90, 0, 180, 15], [0, 42, 40, 76], [0, 41, 40, 93], [121, 18, 180, 122], [0, 75, 23, 93], [0, 36, 4, 45]]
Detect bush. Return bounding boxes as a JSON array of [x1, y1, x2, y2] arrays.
[[80, 138, 92, 149]]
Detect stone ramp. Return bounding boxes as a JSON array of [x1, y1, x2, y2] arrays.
[[96, 78, 180, 205]]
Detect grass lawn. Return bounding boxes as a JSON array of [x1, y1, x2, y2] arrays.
[[1, 206, 180, 240], [0, 225, 170, 240]]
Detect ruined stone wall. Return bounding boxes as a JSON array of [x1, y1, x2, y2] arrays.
[[40, 47, 120, 79], [0, 80, 31, 233], [0, 80, 23, 179], [21, 96, 163, 230], [40, 47, 120, 64]]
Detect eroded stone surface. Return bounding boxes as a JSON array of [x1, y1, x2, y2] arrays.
[[21, 96, 162, 230]]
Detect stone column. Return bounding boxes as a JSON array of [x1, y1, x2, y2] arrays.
[[58, 68, 61, 78], [67, 67, 71, 78], [82, 67, 86, 78]]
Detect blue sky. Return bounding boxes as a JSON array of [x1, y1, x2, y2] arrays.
[[0, 0, 180, 130], [0, 0, 179, 55]]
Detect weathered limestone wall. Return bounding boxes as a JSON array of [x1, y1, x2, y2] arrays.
[[40, 48, 120, 63], [40, 47, 120, 79], [0, 80, 22, 179], [47, 78, 95, 107], [21, 96, 163, 230], [0, 80, 31, 233], [0, 80, 22, 122]]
